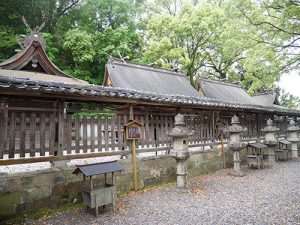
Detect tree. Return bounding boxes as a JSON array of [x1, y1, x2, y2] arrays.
[[279, 89, 300, 109], [0, 0, 82, 33], [58, 0, 144, 83], [241, 0, 300, 72], [143, 3, 221, 86], [142, 0, 282, 92]]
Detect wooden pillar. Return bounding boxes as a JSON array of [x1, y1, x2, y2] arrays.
[[256, 113, 260, 138], [129, 104, 134, 121], [0, 101, 6, 159], [132, 139, 138, 191], [58, 101, 65, 158], [212, 111, 215, 142]]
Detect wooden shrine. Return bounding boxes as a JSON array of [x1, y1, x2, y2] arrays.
[[73, 160, 123, 216]]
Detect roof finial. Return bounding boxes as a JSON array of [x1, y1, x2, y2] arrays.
[[18, 16, 46, 49], [22, 16, 32, 32], [117, 51, 128, 63]]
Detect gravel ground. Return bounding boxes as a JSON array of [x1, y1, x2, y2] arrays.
[[31, 160, 300, 225]]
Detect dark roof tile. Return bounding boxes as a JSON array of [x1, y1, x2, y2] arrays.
[[199, 78, 259, 105], [73, 161, 123, 176], [105, 59, 201, 98]]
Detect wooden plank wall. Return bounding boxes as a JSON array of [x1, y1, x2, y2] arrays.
[[2, 111, 57, 159], [0, 108, 290, 161]]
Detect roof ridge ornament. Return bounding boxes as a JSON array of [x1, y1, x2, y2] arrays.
[[18, 16, 46, 49]]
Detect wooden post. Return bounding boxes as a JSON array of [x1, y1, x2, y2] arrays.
[[212, 112, 215, 142], [129, 104, 134, 121], [90, 176, 93, 190], [58, 101, 65, 158], [0, 101, 6, 159], [131, 139, 138, 191]]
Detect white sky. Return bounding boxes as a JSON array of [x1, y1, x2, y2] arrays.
[[278, 70, 300, 98]]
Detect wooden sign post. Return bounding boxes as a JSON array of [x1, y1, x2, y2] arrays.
[[124, 120, 143, 191]]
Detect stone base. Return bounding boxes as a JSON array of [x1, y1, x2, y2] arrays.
[[174, 188, 190, 193], [229, 170, 245, 177], [268, 155, 276, 165], [51, 160, 69, 169], [291, 150, 299, 159]]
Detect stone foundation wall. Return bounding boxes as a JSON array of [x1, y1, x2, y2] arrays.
[[0, 147, 243, 220]]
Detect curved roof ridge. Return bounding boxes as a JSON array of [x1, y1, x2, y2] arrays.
[[108, 58, 186, 78], [200, 77, 244, 88]]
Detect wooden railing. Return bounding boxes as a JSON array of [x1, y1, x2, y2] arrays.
[[0, 107, 290, 165]]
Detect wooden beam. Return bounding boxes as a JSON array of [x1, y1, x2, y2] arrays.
[[0, 156, 57, 166], [4, 107, 58, 112]]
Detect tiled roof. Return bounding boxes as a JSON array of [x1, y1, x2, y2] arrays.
[[199, 78, 259, 105], [0, 69, 88, 86], [105, 58, 201, 98], [1, 73, 299, 116], [253, 91, 279, 106]]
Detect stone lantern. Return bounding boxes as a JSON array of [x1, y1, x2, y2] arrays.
[[225, 115, 247, 177], [261, 119, 279, 164], [168, 113, 194, 189], [286, 119, 300, 159]]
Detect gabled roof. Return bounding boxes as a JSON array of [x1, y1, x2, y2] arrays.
[[0, 69, 87, 85], [252, 91, 280, 106], [104, 58, 201, 98], [73, 161, 123, 176], [199, 78, 259, 105], [0, 31, 70, 78]]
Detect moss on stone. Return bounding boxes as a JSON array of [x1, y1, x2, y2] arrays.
[[2, 203, 84, 224], [0, 192, 21, 206]]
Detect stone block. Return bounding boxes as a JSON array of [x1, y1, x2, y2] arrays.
[[21, 186, 52, 202], [0, 192, 21, 206], [9, 177, 22, 191], [29, 173, 56, 188], [63, 170, 82, 184], [0, 204, 16, 219], [51, 181, 83, 203], [144, 177, 161, 186], [0, 178, 7, 192], [208, 151, 216, 160], [23, 197, 58, 213], [203, 152, 208, 161], [54, 174, 64, 184], [188, 154, 203, 165]]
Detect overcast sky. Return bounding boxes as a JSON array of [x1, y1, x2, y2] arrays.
[[278, 70, 300, 98]]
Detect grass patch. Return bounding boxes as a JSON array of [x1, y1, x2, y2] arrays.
[[2, 203, 84, 225]]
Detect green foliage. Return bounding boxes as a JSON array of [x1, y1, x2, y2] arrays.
[[63, 29, 95, 64], [142, 0, 297, 93], [279, 90, 300, 109], [241, 0, 300, 72], [0, 0, 298, 96], [3, 203, 83, 224], [41, 33, 59, 62], [0, 26, 19, 62]]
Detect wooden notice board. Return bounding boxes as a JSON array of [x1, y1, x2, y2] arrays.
[[124, 120, 143, 140]]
